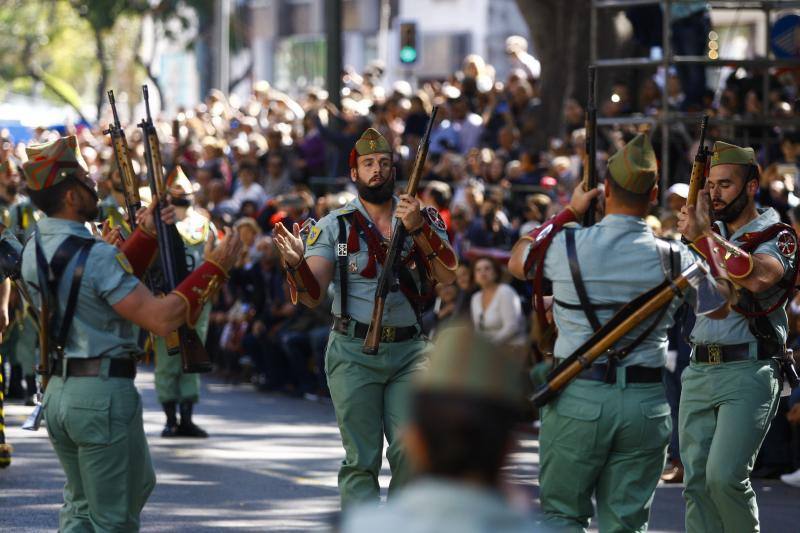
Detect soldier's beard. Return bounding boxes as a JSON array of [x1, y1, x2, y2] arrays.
[[711, 184, 750, 224], [356, 174, 395, 204], [80, 201, 100, 222]]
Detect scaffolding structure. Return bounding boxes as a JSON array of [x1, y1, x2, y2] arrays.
[[590, 0, 800, 190]]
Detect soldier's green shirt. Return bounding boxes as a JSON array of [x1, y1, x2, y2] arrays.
[[20, 217, 141, 359], [305, 196, 448, 327], [541, 214, 697, 368], [690, 207, 794, 348]]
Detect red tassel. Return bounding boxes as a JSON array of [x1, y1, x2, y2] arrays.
[[348, 225, 360, 252]]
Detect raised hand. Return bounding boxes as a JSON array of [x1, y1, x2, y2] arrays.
[[273, 222, 305, 268], [206, 227, 244, 272]]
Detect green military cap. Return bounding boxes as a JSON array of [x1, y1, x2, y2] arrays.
[[416, 323, 526, 409], [355, 128, 391, 156], [710, 141, 756, 167], [607, 133, 658, 194], [22, 135, 94, 192]]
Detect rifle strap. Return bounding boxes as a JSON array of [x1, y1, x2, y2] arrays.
[[337, 215, 349, 320], [565, 228, 602, 331]]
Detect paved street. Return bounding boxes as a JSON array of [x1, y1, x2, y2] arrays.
[[2, 369, 799, 532]]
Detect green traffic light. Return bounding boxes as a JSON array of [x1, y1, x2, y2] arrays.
[[400, 46, 417, 64]]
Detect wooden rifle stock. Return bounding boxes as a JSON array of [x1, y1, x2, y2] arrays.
[[532, 272, 692, 407], [362, 106, 439, 354], [138, 85, 211, 373], [582, 66, 598, 226], [105, 90, 141, 229], [686, 115, 710, 207]]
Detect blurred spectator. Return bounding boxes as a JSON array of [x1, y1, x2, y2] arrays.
[[470, 257, 525, 347]]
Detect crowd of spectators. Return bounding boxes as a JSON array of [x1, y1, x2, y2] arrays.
[[2, 21, 800, 483]]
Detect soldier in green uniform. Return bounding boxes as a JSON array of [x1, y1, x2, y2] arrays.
[[154, 167, 216, 438], [508, 134, 733, 532], [273, 128, 457, 508], [342, 324, 537, 532], [19, 135, 241, 531], [677, 142, 798, 533], [0, 158, 40, 402]]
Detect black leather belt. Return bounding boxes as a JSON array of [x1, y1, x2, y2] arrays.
[[332, 317, 419, 343], [52, 357, 137, 379], [694, 343, 751, 364], [577, 364, 663, 384]]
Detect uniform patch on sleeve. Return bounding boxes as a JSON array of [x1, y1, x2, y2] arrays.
[[777, 230, 797, 258], [306, 225, 321, 246], [422, 206, 447, 232], [115, 252, 133, 274]]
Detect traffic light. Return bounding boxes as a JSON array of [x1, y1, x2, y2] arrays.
[[399, 22, 418, 64]]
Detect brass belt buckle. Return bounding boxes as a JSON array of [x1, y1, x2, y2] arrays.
[[381, 326, 396, 342], [707, 344, 722, 365]]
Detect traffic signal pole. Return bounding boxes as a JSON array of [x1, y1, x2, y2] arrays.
[[325, 0, 343, 111]]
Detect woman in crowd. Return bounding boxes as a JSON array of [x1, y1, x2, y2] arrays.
[[469, 257, 525, 347]]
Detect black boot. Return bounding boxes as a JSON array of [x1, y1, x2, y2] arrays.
[[6, 364, 25, 400], [177, 401, 208, 438], [161, 401, 179, 437], [24, 375, 36, 407]]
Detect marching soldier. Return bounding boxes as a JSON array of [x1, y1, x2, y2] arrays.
[[342, 324, 537, 532], [154, 167, 216, 438], [273, 128, 457, 507], [0, 159, 40, 402], [19, 136, 241, 530], [677, 141, 798, 533], [508, 134, 732, 531]]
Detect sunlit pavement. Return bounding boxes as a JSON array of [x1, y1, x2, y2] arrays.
[[2, 369, 798, 532]]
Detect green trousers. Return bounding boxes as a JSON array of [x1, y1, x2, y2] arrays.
[[539, 375, 671, 533], [679, 359, 780, 533], [154, 308, 209, 404], [325, 328, 428, 508], [44, 371, 155, 532]]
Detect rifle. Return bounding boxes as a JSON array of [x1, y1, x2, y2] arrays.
[[582, 66, 598, 226], [531, 259, 724, 407], [138, 85, 211, 373], [363, 106, 439, 355], [104, 90, 141, 230], [686, 115, 710, 207]]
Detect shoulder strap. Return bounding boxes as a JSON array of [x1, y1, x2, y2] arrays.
[[336, 215, 349, 320], [565, 227, 602, 332], [56, 239, 95, 350], [38, 235, 96, 355]]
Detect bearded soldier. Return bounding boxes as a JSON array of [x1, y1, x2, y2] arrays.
[[273, 128, 457, 507], [19, 135, 241, 530], [509, 134, 732, 531], [677, 141, 799, 533], [154, 167, 216, 438]]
